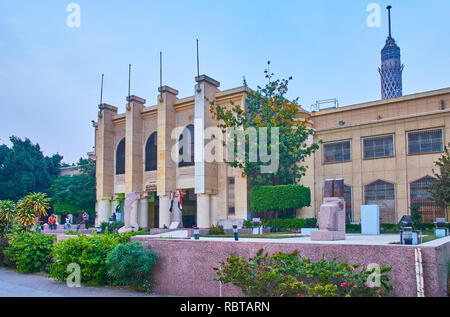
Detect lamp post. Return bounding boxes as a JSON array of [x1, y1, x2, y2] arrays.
[[233, 225, 239, 241], [194, 227, 200, 240]]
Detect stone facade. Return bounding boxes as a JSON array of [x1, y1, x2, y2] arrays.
[[93, 74, 450, 228], [311, 87, 450, 224]]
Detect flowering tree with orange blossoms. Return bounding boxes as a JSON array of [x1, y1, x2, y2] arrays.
[[210, 72, 320, 186]]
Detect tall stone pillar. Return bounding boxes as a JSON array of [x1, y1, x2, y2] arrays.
[[197, 194, 210, 229], [159, 196, 171, 228], [125, 95, 145, 195], [194, 75, 220, 196], [138, 198, 149, 229], [97, 199, 111, 225], [95, 103, 118, 225], [157, 86, 178, 228], [194, 75, 220, 228], [130, 200, 139, 227]]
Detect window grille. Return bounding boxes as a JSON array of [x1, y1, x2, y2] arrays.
[[179, 125, 195, 167], [228, 177, 235, 215], [364, 180, 396, 223], [145, 132, 158, 171], [410, 176, 445, 223], [363, 135, 394, 159], [408, 129, 443, 155], [344, 185, 352, 223], [116, 138, 125, 175], [323, 141, 351, 164]]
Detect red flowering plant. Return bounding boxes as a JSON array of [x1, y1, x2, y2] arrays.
[[214, 249, 392, 297]]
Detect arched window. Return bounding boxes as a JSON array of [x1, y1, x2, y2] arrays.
[[364, 180, 396, 224], [116, 138, 125, 175], [145, 132, 158, 171], [410, 176, 444, 223], [179, 124, 194, 167]]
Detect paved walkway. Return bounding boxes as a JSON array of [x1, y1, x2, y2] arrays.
[[0, 268, 163, 297]]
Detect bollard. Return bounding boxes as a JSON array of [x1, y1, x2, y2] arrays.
[[233, 225, 239, 241]]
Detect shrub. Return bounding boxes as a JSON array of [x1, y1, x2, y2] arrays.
[[266, 218, 317, 231], [244, 220, 253, 229], [250, 185, 311, 212], [346, 224, 362, 233], [215, 249, 392, 297], [48, 232, 135, 286], [5, 232, 55, 273], [209, 225, 225, 235], [100, 221, 125, 234], [106, 241, 158, 292], [380, 224, 400, 233]]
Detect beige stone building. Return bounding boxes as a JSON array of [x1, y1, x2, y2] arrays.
[[92, 73, 450, 228], [310, 88, 450, 224]]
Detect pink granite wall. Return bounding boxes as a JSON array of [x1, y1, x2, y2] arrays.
[[132, 237, 450, 297]]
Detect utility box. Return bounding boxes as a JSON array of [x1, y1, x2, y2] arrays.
[[361, 205, 380, 235]]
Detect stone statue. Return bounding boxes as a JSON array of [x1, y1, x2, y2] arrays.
[[118, 192, 140, 233], [311, 179, 346, 241]]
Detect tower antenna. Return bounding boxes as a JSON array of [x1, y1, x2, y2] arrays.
[[196, 39, 200, 79], [159, 52, 163, 101], [196, 39, 201, 92], [387, 5, 392, 38], [128, 64, 132, 100], [99, 73, 104, 106]]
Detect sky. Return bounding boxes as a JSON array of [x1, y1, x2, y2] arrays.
[[1, 0, 450, 164]]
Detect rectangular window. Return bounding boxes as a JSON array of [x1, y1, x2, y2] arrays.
[[408, 129, 443, 155], [363, 135, 394, 159], [227, 177, 235, 215], [323, 141, 351, 164]]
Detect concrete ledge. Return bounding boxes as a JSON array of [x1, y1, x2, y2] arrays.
[[132, 236, 450, 297]]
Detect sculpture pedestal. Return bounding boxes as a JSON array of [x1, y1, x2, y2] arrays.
[[311, 197, 346, 241]]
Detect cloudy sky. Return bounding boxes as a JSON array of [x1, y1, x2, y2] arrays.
[[1, 0, 449, 163]]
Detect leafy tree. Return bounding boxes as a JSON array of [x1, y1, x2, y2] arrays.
[[16, 193, 51, 228], [429, 144, 450, 210], [210, 70, 319, 186], [0, 136, 63, 201], [0, 200, 17, 238], [49, 158, 96, 218]]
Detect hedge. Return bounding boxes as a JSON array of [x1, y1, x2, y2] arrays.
[[5, 233, 55, 273], [250, 185, 311, 212], [266, 218, 317, 231]]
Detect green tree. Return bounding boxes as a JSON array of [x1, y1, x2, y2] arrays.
[[0, 136, 63, 201], [429, 144, 450, 210], [49, 158, 96, 218], [16, 193, 51, 228], [210, 70, 319, 186]]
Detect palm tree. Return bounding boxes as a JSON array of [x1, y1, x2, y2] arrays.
[[16, 193, 51, 229]]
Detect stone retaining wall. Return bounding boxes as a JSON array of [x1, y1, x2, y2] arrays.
[[132, 236, 450, 297]]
